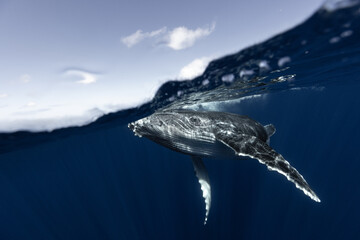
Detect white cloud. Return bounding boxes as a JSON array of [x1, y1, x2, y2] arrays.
[[121, 23, 215, 50], [148, 27, 167, 37], [0, 93, 8, 98], [178, 57, 212, 80], [26, 101, 36, 107], [166, 23, 215, 50], [122, 27, 167, 47], [122, 30, 145, 47], [20, 74, 31, 83], [65, 70, 98, 84]]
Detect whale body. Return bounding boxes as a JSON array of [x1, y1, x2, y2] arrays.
[[128, 109, 320, 224]]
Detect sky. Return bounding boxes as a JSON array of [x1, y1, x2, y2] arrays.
[[0, 0, 326, 132]]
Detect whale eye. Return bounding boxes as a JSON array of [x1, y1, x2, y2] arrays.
[[189, 117, 202, 125]]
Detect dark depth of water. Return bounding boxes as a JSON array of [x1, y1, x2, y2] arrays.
[[1, 3, 360, 240]]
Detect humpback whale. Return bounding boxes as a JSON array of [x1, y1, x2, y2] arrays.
[[128, 109, 320, 224]]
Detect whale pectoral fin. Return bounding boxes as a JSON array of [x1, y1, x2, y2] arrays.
[[215, 132, 320, 202], [191, 156, 211, 225]]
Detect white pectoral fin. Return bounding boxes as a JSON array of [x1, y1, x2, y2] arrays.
[[215, 132, 320, 202], [191, 156, 211, 225]]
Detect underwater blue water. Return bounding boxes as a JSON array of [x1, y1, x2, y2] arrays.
[[1, 3, 360, 239]]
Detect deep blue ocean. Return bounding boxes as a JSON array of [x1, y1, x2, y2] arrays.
[[1, 3, 360, 240]]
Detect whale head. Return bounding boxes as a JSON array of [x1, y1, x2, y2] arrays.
[[128, 110, 211, 138], [128, 110, 218, 155]]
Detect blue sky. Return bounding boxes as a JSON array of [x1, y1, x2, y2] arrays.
[[0, 0, 325, 132]]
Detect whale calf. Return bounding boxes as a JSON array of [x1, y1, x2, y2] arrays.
[[128, 109, 320, 224]]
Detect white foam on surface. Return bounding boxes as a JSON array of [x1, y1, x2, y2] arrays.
[[341, 30, 353, 37], [322, 0, 359, 11], [221, 74, 234, 83], [278, 57, 291, 67], [186, 94, 264, 112], [329, 36, 341, 44], [259, 60, 270, 70], [202, 79, 209, 86], [239, 69, 254, 78]]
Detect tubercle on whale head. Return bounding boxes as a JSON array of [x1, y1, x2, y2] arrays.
[[128, 121, 143, 138], [128, 122, 135, 131], [129, 114, 169, 134]]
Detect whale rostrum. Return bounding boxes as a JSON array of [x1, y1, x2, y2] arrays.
[[128, 109, 320, 224]]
